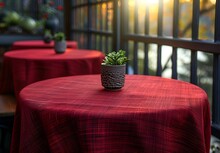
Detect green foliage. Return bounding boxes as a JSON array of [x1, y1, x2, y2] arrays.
[[44, 29, 53, 39], [3, 11, 21, 26], [44, 29, 52, 36], [19, 17, 37, 32], [54, 32, 65, 41], [102, 50, 128, 65]]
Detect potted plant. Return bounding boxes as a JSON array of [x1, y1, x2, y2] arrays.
[[53, 32, 66, 54], [40, 1, 63, 34], [43, 29, 53, 43], [101, 50, 128, 90]]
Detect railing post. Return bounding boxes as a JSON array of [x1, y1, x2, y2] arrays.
[[113, 0, 120, 51], [212, 0, 220, 138], [190, 0, 200, 85], [88, 0, 92, 49], [172, 0, 179, 79], [156, 0, 163, 76]]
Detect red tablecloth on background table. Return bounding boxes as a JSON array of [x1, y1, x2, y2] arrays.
[[11, 40, 78, 50], [11, 75, 211, 153], [0, 49, 104, 96]]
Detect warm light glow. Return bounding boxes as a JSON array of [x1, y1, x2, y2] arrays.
[[138, 0, 158, 6], [180, 0, 191, 2], [128, 0, 159, 7], [128, 0, 135, 7], [102, 3, 106, 9], [180, 0, 213, 3], [210, 0, 216, 4]]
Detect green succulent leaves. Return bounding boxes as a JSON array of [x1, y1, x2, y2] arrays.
[[102, 50, 128, 65], [54, 32, 65, 41]]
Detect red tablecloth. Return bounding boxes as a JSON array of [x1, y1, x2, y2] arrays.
[[0, 49, 104, 96], [11, 75, 211, 153], [11, 40, 78, 50]]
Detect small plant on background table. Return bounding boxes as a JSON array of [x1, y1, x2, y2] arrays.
[[43, 29, 53, 43], [53, 32, 66, 54]]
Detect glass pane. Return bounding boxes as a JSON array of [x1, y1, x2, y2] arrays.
[[138, 42, 145, 74], [102, 3, 107, 31], [91, 5, 97, 29], [177, 48, 191, 82], [149, 1, 158, 36], [81, 7, 88, 29], [197, 52, 213, 104], [96, 35, 101, 50], [161, 45, 172, 78], [163, 0, 173, 37], [137, 2, 146, 35], [128, 41, 134, 74], [127, 0, 135, 34], [179, 0, 192, 39], [91, 34, 96, 49], [107, 2, 113, 32], [108, 36, 112, 52], [148, 44, 158, 76], [198, 0, 215, 41]]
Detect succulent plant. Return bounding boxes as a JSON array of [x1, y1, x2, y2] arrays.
[[54, 32, 65, 41], [102, 50, 128, 65]]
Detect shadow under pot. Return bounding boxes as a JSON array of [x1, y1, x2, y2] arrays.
[[54, 41, 66, 54], [101, 64, 126, 90]]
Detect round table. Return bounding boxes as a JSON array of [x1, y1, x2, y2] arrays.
[[11, 40, 78, 50], [11, 75, 211, 153], [0, 49, 104, 96]]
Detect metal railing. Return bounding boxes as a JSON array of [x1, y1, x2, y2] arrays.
[[70, 0, 220, 139]]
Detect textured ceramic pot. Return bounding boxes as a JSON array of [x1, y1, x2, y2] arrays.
[[54, 41, 66, 54], [101, 64, 126, 90]]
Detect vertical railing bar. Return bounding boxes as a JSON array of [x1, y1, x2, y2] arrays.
[[105, 2, 109, 53], [133, 0, 138, 74], [192, 0, 199, 39], [190, 51, 197, 84], [70, 0, 74, 40], [215, 0, 220, 42], [120, 0, 129, 73], [144, 4, 149, 75], [190, 0, 200, 84], [172, 0, 179, 79], [20, 0, 24, 15], [94, 2, 97, 49], [156, 0, 163, 76], [212, 0, 220, 132], [213, 54, 220, 125], [100, 3, 103, 51], [120, 0, 127, 49], [88, 1, 92, 49], [113, 0, 120, 51], [133, 42, 138, 74]]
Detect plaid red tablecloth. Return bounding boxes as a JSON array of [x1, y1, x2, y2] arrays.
[[11, 75, 211, 153], [0, 49, 104, 96], [11, 40, 78, 50]]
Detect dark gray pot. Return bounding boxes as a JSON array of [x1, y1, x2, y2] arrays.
[[101, 64, 126, 90], [45, 16, 59, 34], [54, 41, 66, 54]]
